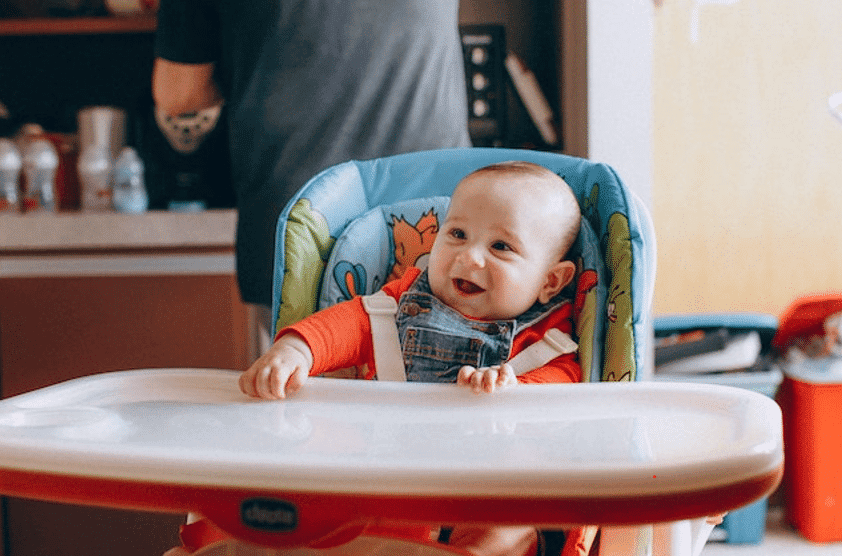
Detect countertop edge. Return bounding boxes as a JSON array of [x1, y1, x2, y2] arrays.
[[0, 210, 237, 252]]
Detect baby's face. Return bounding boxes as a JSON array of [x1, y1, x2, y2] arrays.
[[427, 173, 568, 321]]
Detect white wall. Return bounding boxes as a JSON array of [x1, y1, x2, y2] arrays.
[[587, 0, 654, 210], [585, 1, 656, 377]]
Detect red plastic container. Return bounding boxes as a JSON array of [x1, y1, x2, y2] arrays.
[[779, 359, 842, 542]]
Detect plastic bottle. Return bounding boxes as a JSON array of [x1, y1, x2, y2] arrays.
[[22, 138, 59, 212], [78, 143, 113, 211], [112, 147, 149, 213], [0, 138, 22, 213]]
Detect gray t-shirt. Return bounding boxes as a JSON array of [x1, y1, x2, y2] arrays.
[[155, 0, 471, 305]]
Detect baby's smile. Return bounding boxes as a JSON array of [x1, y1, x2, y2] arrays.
[[454, 278, 485, 295]]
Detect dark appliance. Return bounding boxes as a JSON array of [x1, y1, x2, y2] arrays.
[[131, 91, 235, 211]]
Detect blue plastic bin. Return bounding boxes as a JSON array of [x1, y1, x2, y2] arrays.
[[721, 499, 768, 543]]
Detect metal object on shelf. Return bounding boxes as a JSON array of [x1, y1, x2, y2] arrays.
[[22, 137, 59, 212], [460, 25, 507, 147], [0, 137, 22, 212]]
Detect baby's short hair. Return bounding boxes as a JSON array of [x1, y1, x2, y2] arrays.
[[465, 161, 581, 260], [469, 160, 558, 180]]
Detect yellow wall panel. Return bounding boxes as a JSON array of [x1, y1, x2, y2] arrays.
[[653, 0, 842, 315]]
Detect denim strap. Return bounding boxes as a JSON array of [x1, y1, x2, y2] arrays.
[[364, 291, 576, 379]]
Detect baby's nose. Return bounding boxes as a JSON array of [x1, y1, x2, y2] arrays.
[[457, 245, 485, 267]]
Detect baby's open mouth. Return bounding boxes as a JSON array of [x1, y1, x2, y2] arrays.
[[454, 278, 485, 295]]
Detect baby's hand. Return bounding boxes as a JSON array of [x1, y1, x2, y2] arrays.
[[457, 363, 518, 394], [239, 333, 313, 399]]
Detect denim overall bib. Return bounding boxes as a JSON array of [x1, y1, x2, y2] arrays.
[[395, 270, 571, 383]]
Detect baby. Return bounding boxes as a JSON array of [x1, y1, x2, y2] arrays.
[[239, 161, 583, 556], [241, 160, 583, 400]]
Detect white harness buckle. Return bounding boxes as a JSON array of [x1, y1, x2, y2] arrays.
[[361, 292, 407, 382]]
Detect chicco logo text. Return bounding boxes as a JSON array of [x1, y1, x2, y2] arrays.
[[241, 498, 298, 531]]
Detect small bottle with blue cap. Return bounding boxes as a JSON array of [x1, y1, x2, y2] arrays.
[[112, 147, 149, 213]]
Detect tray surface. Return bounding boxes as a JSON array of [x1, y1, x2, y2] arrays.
[[0, 369, 782, 498]]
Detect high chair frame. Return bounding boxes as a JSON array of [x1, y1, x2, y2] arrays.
[[262, 147, 779, 555], [271, 148, 655, 385]]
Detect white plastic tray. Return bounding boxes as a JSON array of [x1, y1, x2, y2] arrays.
[[0, 369, 783, 547]]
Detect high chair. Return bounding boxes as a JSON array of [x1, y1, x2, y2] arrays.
[[0, 149, 782, 556]]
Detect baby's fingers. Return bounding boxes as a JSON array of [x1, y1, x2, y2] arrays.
[[238, 369, 257, 397], [266, 366, 289, 399], [262, 364, 308, 399], [285, 367, 308, 395], [457, 365, 478, 386], [254, 365, 283, 400], [458, 366, 516, 394], [496, 363, 518, 387], [240, 366, 271, 398], [240, 362, 289, 400], [480, 367, 500, 393], [457, 366, 487, 393]]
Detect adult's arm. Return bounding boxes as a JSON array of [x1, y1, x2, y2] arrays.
[[152, 58, 223, 117], [152, 0, 222, 116]]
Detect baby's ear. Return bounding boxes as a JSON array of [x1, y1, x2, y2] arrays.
[[539, 261, 576, 304]]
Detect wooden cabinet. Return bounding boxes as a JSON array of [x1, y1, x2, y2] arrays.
[[0, 273, 248, 395], [0, 210, 251, 556], [0, 15, 156, 35]]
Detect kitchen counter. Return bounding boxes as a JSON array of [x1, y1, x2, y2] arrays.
[[0, 209, 238, 277], [0, 209, 236, 252], [0, 208, 251, 556]]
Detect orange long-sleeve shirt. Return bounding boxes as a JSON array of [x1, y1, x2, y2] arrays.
[[282, 267, 581, 384]]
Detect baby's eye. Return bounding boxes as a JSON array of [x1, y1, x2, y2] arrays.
[[449, 228, 466, 240], [491, 241, 512, 252]]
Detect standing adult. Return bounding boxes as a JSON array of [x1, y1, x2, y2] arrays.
[[153, 0, 471, 350]]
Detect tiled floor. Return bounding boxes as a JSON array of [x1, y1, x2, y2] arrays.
[[702, 507, 842, 555]]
